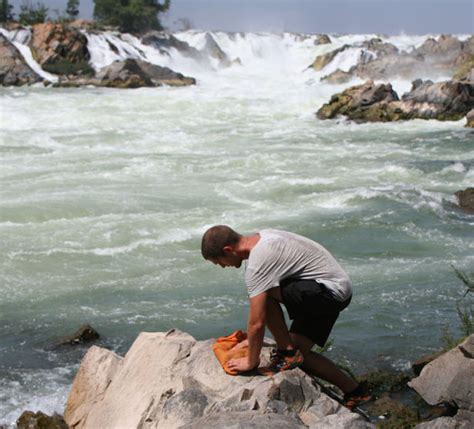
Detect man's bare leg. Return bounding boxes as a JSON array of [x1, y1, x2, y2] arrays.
[[265, 293, 294, 351], [290, 332, 357, 394]]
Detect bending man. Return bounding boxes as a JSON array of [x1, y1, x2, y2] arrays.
[[201, 225, 370, 408]]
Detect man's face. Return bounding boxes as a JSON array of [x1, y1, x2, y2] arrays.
[[209, 253, 242, 268]]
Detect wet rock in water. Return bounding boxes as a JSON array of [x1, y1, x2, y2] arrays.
[[202, 32, 232, 67], [30, 22, 92, 76], [64, 329, 374, 429], [361, 38, 399, 57], [317, 79, 474, 123], [415, 35, 463, 65], [455, 188, 474, 212], [321, 69, 353, 84], [314, 34, 331, 45], [0, 34, 43, 86], [412, 351, 445, 376], [310, 44, 350, 71], [316, 80, 399, 122], [56, 58, 196, 88], [16, 411, 68, 429], [141, 31, 202, 60], [409, 335, 474, 428], [50, 324, 100, 349]]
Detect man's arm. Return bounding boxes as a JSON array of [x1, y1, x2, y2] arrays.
[[228, 291, 267, 372]]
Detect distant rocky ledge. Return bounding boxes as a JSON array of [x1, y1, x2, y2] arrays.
[[317, 79, 474, 127], [14, 330, 474, 429], [310, 34, 474, 84], [0, 22, 197, 88]]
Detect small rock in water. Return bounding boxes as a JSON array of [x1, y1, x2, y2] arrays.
[[16, 411, 68, 429], [455, 188, 474, 213], [48, 324, 100, 350]]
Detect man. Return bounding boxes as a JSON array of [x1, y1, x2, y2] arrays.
[[201, 225, 371, 408]]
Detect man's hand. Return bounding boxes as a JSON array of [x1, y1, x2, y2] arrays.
[[227, 357, 259, 373]]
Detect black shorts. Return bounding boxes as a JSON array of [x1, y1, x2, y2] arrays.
[[280, 278, 352, 347]]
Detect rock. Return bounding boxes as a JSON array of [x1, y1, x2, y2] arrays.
[[64, 329, 374, 429], [399, 79, 474, 120], [353, 53, 425, 81], [314, 34, 331, 45], [141, 31, 202, 60], [455, 188, 474, 212], [361, 38, 399, 57], [415, 410, 474, 429], [415, 35, 463, 64], [310, 45, 350, 71], [317, 79, 474, 123], [412, 352, 445, 376], [56, 59, 196, 88], [50, 324, 100, 349], [454, 55, 474, 82], [0, 34, 42, 86], [64, 346, 122, 427], [316, 80, 399, 122], [408, 334, 474, 411], [133, 59, 196, 86], [466, 109, 474, 128], [30, 22, 91, 75], [321, 69, 353, 84], [202, 32, 232, 67], [16, 411, 67, 429], [185, 411, 306, 429]]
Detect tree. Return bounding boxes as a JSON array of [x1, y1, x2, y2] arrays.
[[18, 1, 48, 25], [93, 0, 171, 34], [0, 0, 14, 22], [66, 0, 80, 20]]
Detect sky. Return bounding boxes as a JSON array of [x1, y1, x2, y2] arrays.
[[8, 0, 474, 34]]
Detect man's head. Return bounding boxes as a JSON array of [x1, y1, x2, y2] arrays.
[[201, 225, 243, 268]]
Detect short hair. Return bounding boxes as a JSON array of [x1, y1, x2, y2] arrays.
[[201, 225, 241, 259]]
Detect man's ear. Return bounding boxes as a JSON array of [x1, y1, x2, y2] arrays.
[[223, 245, 235, 254]]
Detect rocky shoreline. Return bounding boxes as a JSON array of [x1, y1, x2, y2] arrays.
[[12, 330, 473, 429]]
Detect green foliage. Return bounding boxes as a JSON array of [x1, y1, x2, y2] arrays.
[[93, 0, 171, 34], [456, 301, 474, 337], [66, 0, 80, 19], [451, 265, 474, 296], [19, 1, 48, 25], [0, 0, 14, 22], [440, 324, 460, 350], [441, 266, 474, 349], [43, 60, 94, 76]]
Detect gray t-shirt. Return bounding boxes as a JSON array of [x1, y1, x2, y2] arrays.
[[245, 229, 352, 301]]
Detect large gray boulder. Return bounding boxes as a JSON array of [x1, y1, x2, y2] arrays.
[[64, 329, 373, 429], [410, 335, 474, 429], [0, 34, 42, 86]]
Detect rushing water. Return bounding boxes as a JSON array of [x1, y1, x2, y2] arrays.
[[0, 30, 473, 425]]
